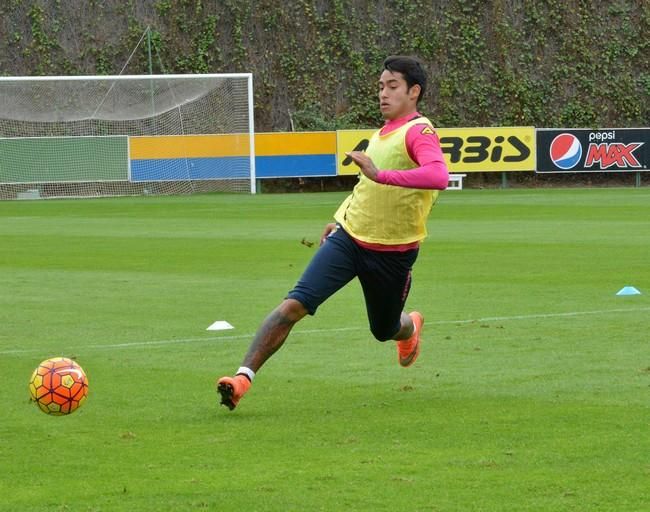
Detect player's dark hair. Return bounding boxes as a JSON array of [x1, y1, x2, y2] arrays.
[[383, 55, 427, 102]]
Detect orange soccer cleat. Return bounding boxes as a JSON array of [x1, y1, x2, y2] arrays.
[[397, 312, 423, 367], [217, 374, 251, 410]]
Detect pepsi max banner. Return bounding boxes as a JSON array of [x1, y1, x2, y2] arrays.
[[537, 129, 649, 173]]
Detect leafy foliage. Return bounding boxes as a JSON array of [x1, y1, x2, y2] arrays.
[[1, 0, 648, 130]]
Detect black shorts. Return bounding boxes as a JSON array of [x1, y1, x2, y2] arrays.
[[287, 227, 418, 341]]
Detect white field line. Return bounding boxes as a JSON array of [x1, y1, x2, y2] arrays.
[[2, 306, 649, 355]]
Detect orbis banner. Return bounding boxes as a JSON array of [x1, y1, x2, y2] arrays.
[[337, 126, 535, 175], [337, 129, 376, 176], [537, 128, 649, 173], [438, 127, 535, 172]]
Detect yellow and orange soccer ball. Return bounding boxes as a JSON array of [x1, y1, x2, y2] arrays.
[[29, 357, 88, 415]]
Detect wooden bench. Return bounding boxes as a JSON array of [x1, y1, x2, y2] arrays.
[[447, 173, 467, 190]]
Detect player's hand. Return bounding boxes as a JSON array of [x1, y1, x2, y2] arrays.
[[345, 151, 379, 182], [320, 223, 337, 245]]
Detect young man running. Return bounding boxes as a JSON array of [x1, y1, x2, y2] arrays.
[[217, 55, 450, 410]]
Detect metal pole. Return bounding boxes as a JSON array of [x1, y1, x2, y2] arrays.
[[147, 27, 156, 127], [247, 74, 257, 194], [147, 27, 153, 76]]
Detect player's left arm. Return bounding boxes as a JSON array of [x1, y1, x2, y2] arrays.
[[377, 124, 450, 189]]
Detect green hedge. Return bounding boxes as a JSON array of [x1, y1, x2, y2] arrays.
[[1, 0, 648, 131]]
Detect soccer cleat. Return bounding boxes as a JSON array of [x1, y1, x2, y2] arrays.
[[217, 374, 251, 410], [397, 312, 424, 367]]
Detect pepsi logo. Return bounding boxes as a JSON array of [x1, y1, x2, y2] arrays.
[[550, 133, 582, 169]]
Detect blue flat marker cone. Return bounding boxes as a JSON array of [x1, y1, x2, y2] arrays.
[[616, 286, 641, 296]]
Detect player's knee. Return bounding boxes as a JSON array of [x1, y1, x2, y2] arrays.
[[277, 298, 308, 323]]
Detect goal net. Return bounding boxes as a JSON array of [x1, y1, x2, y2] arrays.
[[0, 73, 256, 200]]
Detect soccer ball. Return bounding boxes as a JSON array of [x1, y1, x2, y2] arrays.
[[29, 357, 89, 415]]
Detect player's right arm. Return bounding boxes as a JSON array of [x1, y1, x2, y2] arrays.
[[376, 124, 449, 190]]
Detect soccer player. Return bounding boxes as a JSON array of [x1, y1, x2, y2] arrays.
[[217, 55, 450, 410]]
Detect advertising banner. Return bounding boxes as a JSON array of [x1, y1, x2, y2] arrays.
[[336, 129, 376, 176], [536, 128, 649, 173], [438, 127, 535, 172], [337, 127, 535, 175]]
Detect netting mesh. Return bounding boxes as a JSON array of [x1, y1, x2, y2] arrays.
[[0, 74, 254, 199]]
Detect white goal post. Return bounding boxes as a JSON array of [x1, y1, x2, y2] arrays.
[[0, 73, 256, 199]]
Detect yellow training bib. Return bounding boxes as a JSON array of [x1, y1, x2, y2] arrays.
[[334, 117, 438, 245]]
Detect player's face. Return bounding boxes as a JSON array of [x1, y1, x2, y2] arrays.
[[378, 70, 420, 120]]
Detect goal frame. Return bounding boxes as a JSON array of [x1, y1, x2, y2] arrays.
[[0, 73, 257, 197]]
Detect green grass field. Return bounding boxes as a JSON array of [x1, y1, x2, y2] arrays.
[[1, 188, 648, 511]]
